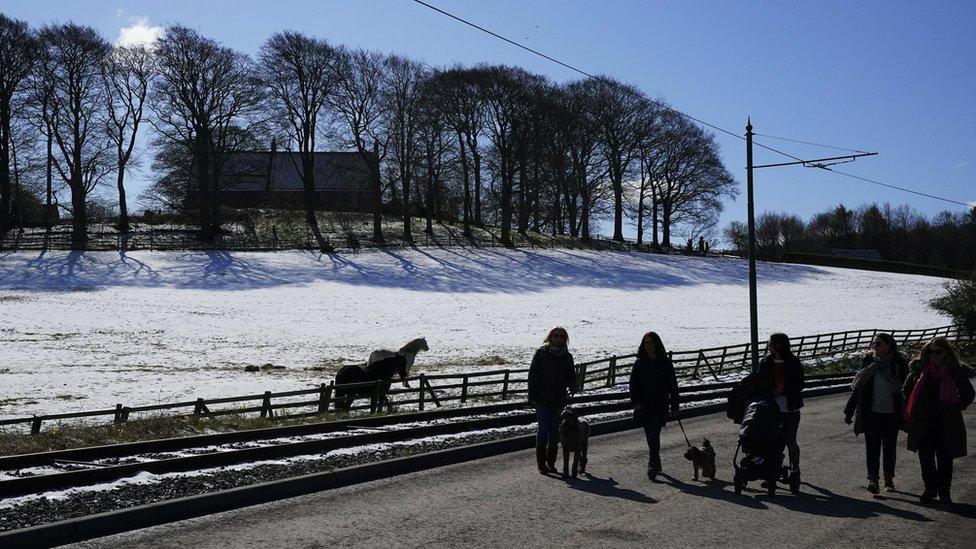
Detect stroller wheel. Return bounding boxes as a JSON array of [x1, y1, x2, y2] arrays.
[[766, 481, 776, 497]]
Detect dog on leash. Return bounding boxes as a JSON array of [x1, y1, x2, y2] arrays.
[[684, 438, 716, 481], [558, 407, 590, 478]]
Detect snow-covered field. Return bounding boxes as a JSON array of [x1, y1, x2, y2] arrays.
[[0, 248, 949, 420]]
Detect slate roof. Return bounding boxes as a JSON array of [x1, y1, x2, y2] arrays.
[[220, 151, 371, 192]]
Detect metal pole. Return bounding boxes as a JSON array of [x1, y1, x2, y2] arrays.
[[746, 119, 760, 372]]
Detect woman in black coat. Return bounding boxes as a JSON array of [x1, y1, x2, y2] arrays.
[[528, 326, 578, 474], [844, 332, 909, 494], [903, 338, 975, 504], [629, 331, 679, 481], [756, 333, 805, 480]]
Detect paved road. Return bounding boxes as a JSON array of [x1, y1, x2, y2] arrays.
[[73, 394, 976, 549]]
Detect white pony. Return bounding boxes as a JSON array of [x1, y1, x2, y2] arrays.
[[367, 337, 429, 387]]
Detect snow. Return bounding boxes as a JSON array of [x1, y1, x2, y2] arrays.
[[0, 248, 949, 421]]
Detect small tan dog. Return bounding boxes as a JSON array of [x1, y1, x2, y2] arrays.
[[684, 438, 716, 481]]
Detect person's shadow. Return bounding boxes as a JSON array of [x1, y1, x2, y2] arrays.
[[760, 482, 931, 522], [874, 489, 976, 519], [562, 472, 656, 504], [659, 472, 768, 509]]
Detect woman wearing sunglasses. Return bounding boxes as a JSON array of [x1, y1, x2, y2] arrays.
[[903, 338, 975, 504]]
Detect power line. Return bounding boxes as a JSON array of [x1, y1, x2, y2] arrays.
[[410, 0, 972, 209], [753, 133, 868, 154], [819, 168, 971, 207], [410, 0, 805, 162]]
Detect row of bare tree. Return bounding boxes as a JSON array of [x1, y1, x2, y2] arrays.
[[725, 203, 976, 271], [0, 14, 735, 248]]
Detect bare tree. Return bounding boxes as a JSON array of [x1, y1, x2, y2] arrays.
[[383, 55, 427, 241], [152, 26, 265, 240], [39, 23, 112, 246], [587, 78, 653, 242], [654, 112, 736, 248], [259, 31, 341, 250], [0, 14, 37, 231], [102, 45, 154, 233], [332, 49, 387, 242]]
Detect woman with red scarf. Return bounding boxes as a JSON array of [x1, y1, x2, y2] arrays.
[[903, 338, 974, 504]]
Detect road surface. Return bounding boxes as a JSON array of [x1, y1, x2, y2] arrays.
[[72, 393, 976, 548]]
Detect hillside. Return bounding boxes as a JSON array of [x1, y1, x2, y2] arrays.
[[0, 248, 950, 419]]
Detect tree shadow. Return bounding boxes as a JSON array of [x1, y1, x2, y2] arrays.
[[562, 472, 656, 504], [761, 482, 932, 522], [0, 247, 827, 293], [659, 472, 768, 509]]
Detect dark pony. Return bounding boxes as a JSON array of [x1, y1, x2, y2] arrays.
[[333, 354, 409, 412]]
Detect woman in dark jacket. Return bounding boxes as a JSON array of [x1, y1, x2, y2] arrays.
[[629, 331, 679, 481], [903, 338, 975, 504], [844, 332, 909, 494], [756, 333, 805, 480], [528, 326, 578, 474]]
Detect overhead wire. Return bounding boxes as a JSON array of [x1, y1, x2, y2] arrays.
[[409, 0, 971, 208]]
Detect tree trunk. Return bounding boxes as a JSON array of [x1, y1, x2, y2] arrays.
[[195, 129, 214, 240], [0, 102, 10, 231], [636, 189, 644, 246], [612, 170, 624, 242], [517, 154, 528, 235], [499, 157, 513, 246], [401, 170, 412, 242], [370, 143, 383, 243], [116, 167, 130, 233], [457, 132, 472, 237], [661, 204, 671, 249], [651, 186, 660, 248]]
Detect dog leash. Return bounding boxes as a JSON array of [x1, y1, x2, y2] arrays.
[[675, 416, 692, 448]]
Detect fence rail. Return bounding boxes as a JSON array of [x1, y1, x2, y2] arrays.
[[3, 324, 971, 434]]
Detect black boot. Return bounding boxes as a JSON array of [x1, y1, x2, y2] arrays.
[[535, 444, 548, 475]]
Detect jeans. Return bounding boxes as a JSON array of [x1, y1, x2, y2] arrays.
[[863, 411, 899, 482], [642, 420, 664, 472], [918, 421, 953, 494], [781, 411, 801, 470], [535, 405, 561, 445]]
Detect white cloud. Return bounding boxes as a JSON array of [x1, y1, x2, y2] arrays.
[[116, 16, 163, 48], [953, 161, 970, 170]]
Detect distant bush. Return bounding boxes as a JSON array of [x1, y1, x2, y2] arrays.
[[930, 274, 976, 332]]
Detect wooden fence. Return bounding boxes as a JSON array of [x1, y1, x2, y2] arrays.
[[2, 324, 970, 434]]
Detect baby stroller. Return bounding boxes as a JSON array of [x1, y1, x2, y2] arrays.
[[732, 397, 797, 496]]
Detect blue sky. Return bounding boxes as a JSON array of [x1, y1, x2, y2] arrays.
[[5, 0, 974, 236]]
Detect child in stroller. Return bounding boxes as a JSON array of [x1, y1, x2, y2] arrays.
[[732, 397, 799, 496]]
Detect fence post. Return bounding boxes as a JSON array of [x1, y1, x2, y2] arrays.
[[501, 370, 510, 400], [318, 382, 333, 413], [260, 391, 273, 418], [31, 416, 42, 435], [578, 363, 588, 392], [460, 375, 469, 404], [113, 403, 124, 424], [193, 398, 210, 417]]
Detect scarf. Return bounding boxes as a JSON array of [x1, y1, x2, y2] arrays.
[[905, 360, 959, 420], [851, 354, 899, 392], [545, 344, 569, 358]]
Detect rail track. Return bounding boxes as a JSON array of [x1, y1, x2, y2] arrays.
[[0, 374, 855, 548]]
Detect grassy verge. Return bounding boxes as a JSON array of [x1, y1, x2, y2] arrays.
[[805, 341, 976, 376], [0, 410, 382, 457]]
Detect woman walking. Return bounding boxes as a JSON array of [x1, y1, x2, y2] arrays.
[[844, 333, 910, 494], [903, 338, 974, 504], [629, 331, 680, 481], [528, 327, 578, 474], [757, 333, 805, 483]]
